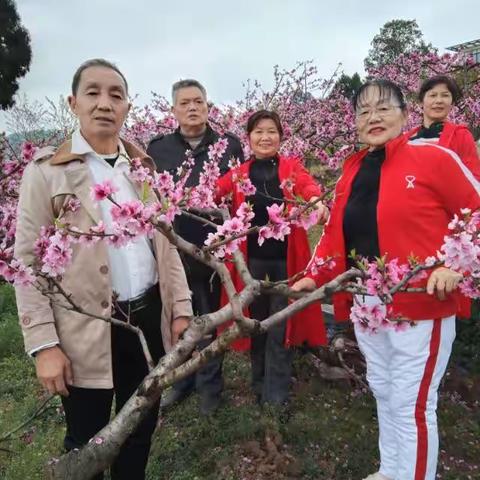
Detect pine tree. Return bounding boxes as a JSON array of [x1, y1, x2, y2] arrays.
[[0, 0, 32, 109]]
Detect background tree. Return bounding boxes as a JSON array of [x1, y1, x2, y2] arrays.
[[364, 19, 435, 71], [4, 94, 78, 144], [334, 73, 362, 99], [0, 0, 32, 109]]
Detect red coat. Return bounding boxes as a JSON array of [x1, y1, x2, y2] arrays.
[[407, 121, 480, 316], [406, 121, 480, 180], [307, 134, 480, 322], [216, 155, 327, 349]]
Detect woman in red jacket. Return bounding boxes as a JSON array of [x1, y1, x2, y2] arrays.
[[216, 110, 328, 406], [407, 75, 480, 179], [292, 80, 480, 480], [408, 76, 479, 318]]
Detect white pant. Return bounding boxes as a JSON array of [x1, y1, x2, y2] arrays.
[[354, 299, 455, 480]]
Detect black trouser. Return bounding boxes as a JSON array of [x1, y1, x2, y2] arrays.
[[61, 295, 164, 480], [173, 257, 223, 399], [248, 257, 293, 405]]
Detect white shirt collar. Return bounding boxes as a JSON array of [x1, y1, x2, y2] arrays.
[[71, 129, 129, 165]]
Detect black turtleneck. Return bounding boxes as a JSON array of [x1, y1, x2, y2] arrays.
[[247, 156, 287, 259], [410, 121, 444, 141], [343, 148, 385, 266]]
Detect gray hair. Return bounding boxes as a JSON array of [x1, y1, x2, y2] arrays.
[[71, 58, 128, 95], [172, 79, 207, 104]]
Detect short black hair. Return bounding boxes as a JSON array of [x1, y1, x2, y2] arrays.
[[71, 58, 128, 95], [246, 110, 284, 139], [418, 75, 462, 104], [171, 79, 207, 104], [352, 79, 407, 112]]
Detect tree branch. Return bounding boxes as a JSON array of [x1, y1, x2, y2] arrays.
[[48, 269, 355, 479]]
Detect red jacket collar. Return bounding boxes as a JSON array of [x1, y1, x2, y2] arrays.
[[439, 121, 456, 146], [349, 134, 409, 165], [407, 120, 462, 147]]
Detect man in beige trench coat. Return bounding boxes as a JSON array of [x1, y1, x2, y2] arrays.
[[14, 58, 193, 480]]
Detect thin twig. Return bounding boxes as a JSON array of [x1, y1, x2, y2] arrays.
[[337, 351, 369, 390], [0, 395, 56, 443], [203, 192, 329, 253], [388, 262, 441, 296], [179, 209, 220, 229], [202, 224, 259, 252], [0, 446, 18, 455]]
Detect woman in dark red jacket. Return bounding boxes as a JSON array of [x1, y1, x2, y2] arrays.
[[293, 80, 480, 480], [406, 75, 480, 180], [216, 110, 328, 406]]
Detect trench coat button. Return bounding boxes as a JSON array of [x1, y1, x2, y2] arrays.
[[99, 265, 109, 275], [22, 315, 31, 326], [101, 300, 109, 309]]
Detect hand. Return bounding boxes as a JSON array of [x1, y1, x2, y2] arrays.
[[35, 346, 73, 397], [291, 277, 317, 292], [426, 267, 463, 301], [310, 196, 329, 224], [171, 316, 190, 345]]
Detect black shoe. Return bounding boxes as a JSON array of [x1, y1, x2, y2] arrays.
[[199, 393, 222, 416], [160, 387, 192, 410]]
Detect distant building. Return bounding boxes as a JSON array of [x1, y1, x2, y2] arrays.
[[447, 39, 480, 63]]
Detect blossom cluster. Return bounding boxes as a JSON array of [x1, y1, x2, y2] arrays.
[[204, 202, 254, 258], [439, 208, 480, 299], [307, 256, 336, 276], [350, 302, 412, 334], [0, 139, 38, 250], [348, 257, 427, 334], [231, 173, 256, 196], [0, 138, 39, 282], [0, 252, 35, 286], [356, 256, 427, 297], [257, 204, 291, 246], [187, 139, 226, 209], [37, 231, 74, 277]]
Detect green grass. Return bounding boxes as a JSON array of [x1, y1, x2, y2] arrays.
[[0, 284, 65, 480], [1, 283, 479, 479], [148, 352, 480, 480]]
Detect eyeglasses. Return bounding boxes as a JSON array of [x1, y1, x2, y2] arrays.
[[356, 105, 402, 121]]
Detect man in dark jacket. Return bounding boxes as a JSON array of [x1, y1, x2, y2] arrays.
[[147, 79, 244, 415]]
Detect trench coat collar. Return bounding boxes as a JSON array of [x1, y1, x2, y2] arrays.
[[50, 130, 155, 171], [49, 132, 156, 223]]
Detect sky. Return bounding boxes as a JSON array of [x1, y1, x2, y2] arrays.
[[1, 0, 479, 133]]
